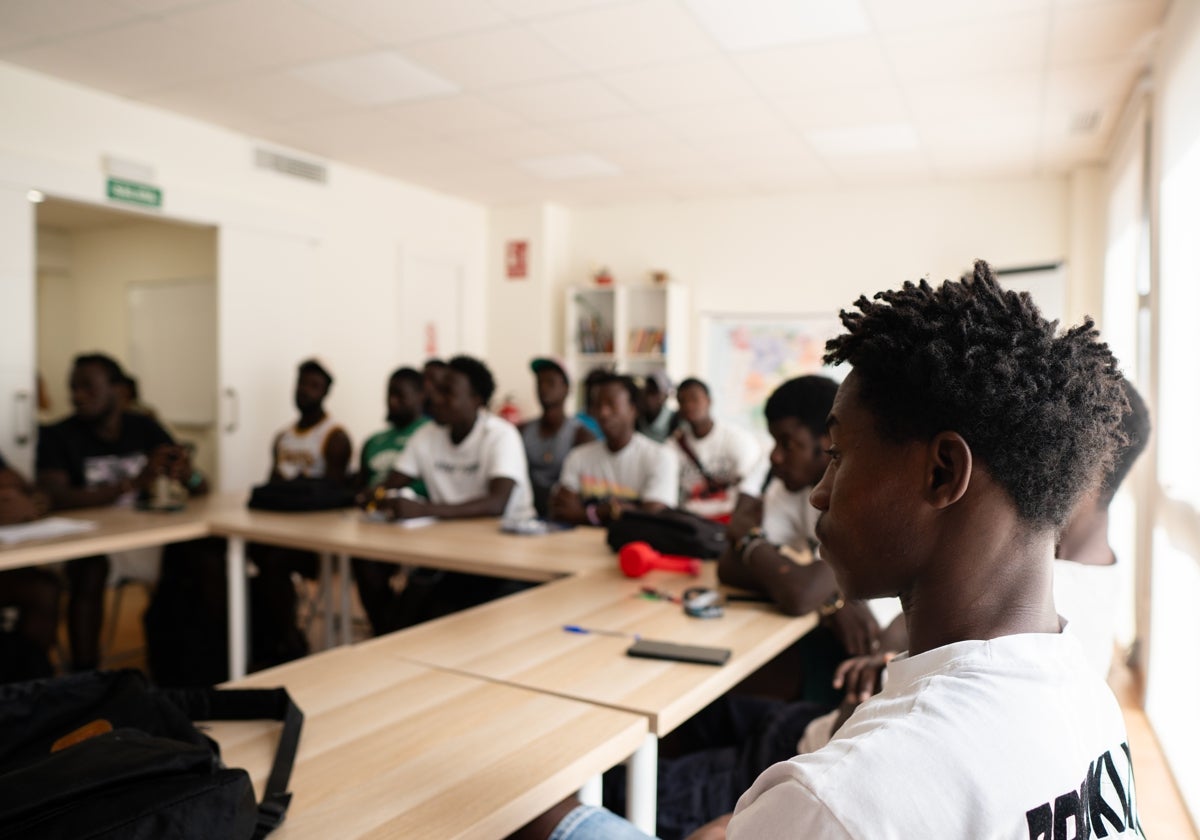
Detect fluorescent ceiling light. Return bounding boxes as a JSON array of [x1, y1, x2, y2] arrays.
[[684, 0, 869, 51], [290, 51, 459, 106], [806, 123, 920, 156], [518, 154, 622, 180]]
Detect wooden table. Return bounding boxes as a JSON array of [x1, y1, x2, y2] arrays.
[[206, 507, 616, 678], [363, 565, 816, 833], [208, 646, 648, 839]]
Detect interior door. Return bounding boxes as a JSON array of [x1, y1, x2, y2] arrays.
[[217, 226, 318, 493], [0, 188, 36, 475]]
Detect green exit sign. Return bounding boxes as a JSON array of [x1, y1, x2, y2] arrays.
[[106, 177, 161, 208]]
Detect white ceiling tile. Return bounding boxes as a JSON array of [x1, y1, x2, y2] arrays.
[[1049, 0, 1165, 65], [601, 56, 756, 111], [290, 51, 459, 106], [904, 72, 1041, 123], [450, 125, 578, 161], [882, 13, 1050, 82], [652, 166, 759, 199], [298, 0, 508, 45], [806, 123, 919, 157], [683, 0, 870, 51], [864, 0, 1049, 32], [139, 71, 353, 127], [540, 175, 674, 205], [919, 117, 1039, 177], [775, 83, 908, 131], [732, 38, 893, 99], [268, 109, 429, 157], [601, 139, 712, 172], [485, 78, 634, 124], [655, 100, 790, 143], [403, 25, 581, 89], [3, 19, 253, 96], [377, 95, 526, 138], [688, 129, 812, 164], [162, 0, 374, 70], [0, 0, 144, 51], [530, 0, 716, 72], [1041, 59, 1138, 141], [821, 150, 932, 183], [110, 0, 211, 13], [553, 115, 681, 152], [518, 153, 622, 179], [490, 0, 629, 19]]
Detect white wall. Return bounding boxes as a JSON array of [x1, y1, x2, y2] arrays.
[[0, 62, 488, 488], [556, 178, 1072, 383]]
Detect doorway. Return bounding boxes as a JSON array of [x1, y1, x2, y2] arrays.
[[35, 198, 219, 484]]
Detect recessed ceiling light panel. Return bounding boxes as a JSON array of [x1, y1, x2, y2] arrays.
[[290, 51, 459, 106], [518, 154, 622, 180], [684, 0, 869, 51], [806, 122, 920, 156]]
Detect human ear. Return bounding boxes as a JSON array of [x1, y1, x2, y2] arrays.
[[926, 431, 972, 509]]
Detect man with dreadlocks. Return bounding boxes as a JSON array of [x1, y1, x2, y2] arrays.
[[512, 261, 1143, 840]]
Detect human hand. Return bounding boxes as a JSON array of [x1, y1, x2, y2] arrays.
[[386, 496, 430, 520], [832, 651, 895, 705], [684, 813, 732, 840], [0, 486, 41, 525], [824, 599, 881, 657]]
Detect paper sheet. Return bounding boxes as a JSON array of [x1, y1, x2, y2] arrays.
[[0, 517, 98, 546]]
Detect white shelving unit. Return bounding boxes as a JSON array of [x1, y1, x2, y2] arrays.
[[565, 282, 688, 404]]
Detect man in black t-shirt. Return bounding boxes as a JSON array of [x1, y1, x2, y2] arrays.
[[36, 353, 205, 671]]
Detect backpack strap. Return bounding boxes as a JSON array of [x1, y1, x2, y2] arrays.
[[672, 430, 725, 495], [164, 687, 303, 838]]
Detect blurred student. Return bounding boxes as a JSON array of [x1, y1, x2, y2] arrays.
[[521, 357, 594, 517]]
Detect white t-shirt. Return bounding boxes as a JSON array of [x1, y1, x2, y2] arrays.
[[1053, 558, 1121, 678], [672, 421, 768, 519], [394, 411, 534, 521], [729, 628, 1144, 839], [274, 415, 345, 480], [558, 434, 679, 507]]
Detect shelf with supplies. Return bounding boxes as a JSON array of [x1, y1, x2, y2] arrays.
[[564, 281, 688, 404]]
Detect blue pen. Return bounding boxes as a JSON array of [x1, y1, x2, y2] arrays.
[[563, 624, 641, 640]]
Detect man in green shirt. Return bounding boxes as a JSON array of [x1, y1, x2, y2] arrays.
[[352, 367, 428, 635]]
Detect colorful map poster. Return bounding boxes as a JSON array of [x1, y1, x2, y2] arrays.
[[699, 314, 846, 440]]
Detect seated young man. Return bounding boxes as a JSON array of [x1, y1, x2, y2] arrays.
[[36, 353, 204, 672], [518, 261, 1142, 839], [351, 366, 429, 637], [549, 373, 679, 526], [372, 355, 534, 623], [521, 357, 595, 518], [671, 377, 766, 522], [252, 358, 352, 667], [636, 370, 678, 443]]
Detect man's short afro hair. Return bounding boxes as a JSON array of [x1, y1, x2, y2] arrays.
[[823, 260, 1129, 530], [447, 355, 496, 404]]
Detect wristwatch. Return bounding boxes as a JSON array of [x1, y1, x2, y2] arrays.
[[735, 527, 766, 562], [818, 591, 845, 617]]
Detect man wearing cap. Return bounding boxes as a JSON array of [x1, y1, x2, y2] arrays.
[[521, 357, 595, 517], [637, 369, 679, 443]]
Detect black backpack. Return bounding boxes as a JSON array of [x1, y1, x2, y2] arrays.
[[606, 508, 727, 559], [0, 669, 302, 840], [247, 478, 355, 512]]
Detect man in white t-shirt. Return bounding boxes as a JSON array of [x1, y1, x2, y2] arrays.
[[372, 355, 534, 624], [378, 355, 532, 521], [522, 262, 1143, 840], [672, 377, 767, 522], [550, 374, 679, 526]]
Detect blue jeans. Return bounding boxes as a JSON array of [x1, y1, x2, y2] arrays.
[[548, 805, 657, 840]]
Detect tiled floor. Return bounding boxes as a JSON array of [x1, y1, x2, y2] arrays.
[[97, 582, 1197, 837]]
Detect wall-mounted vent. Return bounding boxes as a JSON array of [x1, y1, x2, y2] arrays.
[[1069, 110, 1102, 135], [254, 149, 328, 183]]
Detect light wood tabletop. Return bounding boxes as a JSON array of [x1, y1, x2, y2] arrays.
[[207, 507, 615, 582], [208, 646, 649, 840], [0, 494, 236, 572], [363, 565, 816, 737]]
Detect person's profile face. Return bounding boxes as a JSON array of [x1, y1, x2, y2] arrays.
[[768, 416, 827, 492], [640, 382, 667, 417], [70, 363, 116, 422], [594, 382, 636, 440], [535, 368, 568, 408], [432, 369, 479, 427], [294, 371, 329, 413], [387, 377, 423, 426], [676, 385, 710, 428], [809, 371, 926, 601]]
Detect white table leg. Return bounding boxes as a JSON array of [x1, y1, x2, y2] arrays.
[[226, 536, 247, 680], [338, 552, 352, 646], [626, 732, 658, 835], [320, 552, 334, 650], [578, 774, 603, 807]]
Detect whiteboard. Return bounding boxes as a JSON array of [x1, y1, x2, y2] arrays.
[[127, 279, 217, 425]]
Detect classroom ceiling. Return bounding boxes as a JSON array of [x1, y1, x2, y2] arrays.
[[0, 0, 1168, 206]]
